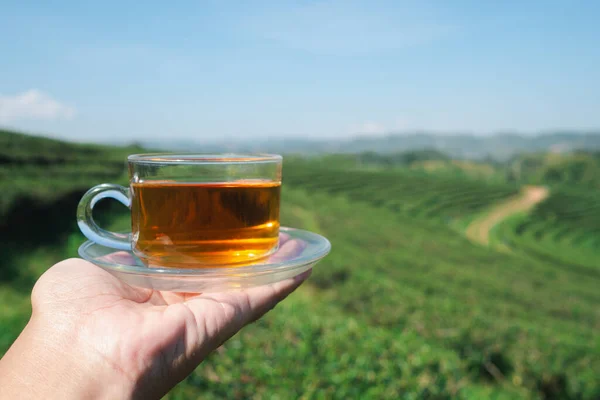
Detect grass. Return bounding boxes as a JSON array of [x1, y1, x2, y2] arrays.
[[1, 130, 599, 399]]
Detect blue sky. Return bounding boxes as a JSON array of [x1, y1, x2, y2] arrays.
[[1, 0, 599, 143]]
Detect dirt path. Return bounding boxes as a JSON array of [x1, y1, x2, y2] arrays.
[[465, 185, 549, 246]]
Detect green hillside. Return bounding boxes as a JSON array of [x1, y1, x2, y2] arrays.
[[0, 129, 143, 217], [1, 130, 599, 399], [490, 151, 600, 278], [283, 160, 518, 222], [492, 188, 600, 273], [507, 151, 600, 188], [0, 129, 141, 282]]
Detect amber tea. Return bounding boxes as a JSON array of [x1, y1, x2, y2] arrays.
[[77, 153, 283, 268], [130, 180, 280, 266]]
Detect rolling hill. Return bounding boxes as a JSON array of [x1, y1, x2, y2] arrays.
[[0, 129, 599, 399]]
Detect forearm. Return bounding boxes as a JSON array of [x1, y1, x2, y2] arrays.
[[0, 318, 135, 400]]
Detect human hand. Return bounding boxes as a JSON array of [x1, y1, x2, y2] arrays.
[[0, 237, 310, 400]]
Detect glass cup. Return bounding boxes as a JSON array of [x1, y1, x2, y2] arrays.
[[77, 154, 282, 268]]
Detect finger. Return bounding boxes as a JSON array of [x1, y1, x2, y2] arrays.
[[183, 268, 311, 348], [278, 232, 290, 244], [268, 238, 307, 262], [98, 251, 138, 266]]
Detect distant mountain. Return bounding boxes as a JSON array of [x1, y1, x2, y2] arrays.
[[141, 131, 600, 160]]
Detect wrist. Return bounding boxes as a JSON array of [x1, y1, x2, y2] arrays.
[[0, 316, 136, 400]]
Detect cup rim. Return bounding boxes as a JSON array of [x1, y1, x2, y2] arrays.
[[127, 153, 282, 164]]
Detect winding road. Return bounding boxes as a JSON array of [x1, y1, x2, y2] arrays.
[[465, 185, 549, 246]]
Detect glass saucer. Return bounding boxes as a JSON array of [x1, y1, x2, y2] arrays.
[[78, 227, 331, 293]]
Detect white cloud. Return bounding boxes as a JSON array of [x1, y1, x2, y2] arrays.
[[352, 122, 388, 134], [350, 118, 413, 135], [0, 89, 76, 124]]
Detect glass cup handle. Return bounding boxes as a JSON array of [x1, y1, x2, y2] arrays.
[[77, 183, 132, 250]]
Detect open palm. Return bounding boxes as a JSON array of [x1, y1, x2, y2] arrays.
[[27, 238, 309, 399]]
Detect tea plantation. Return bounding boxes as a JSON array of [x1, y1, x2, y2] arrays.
[[491, 187, 600, 275], [1, 130, 599, 399]]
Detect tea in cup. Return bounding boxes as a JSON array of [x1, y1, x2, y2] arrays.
[[77, 154, 282, 267]]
